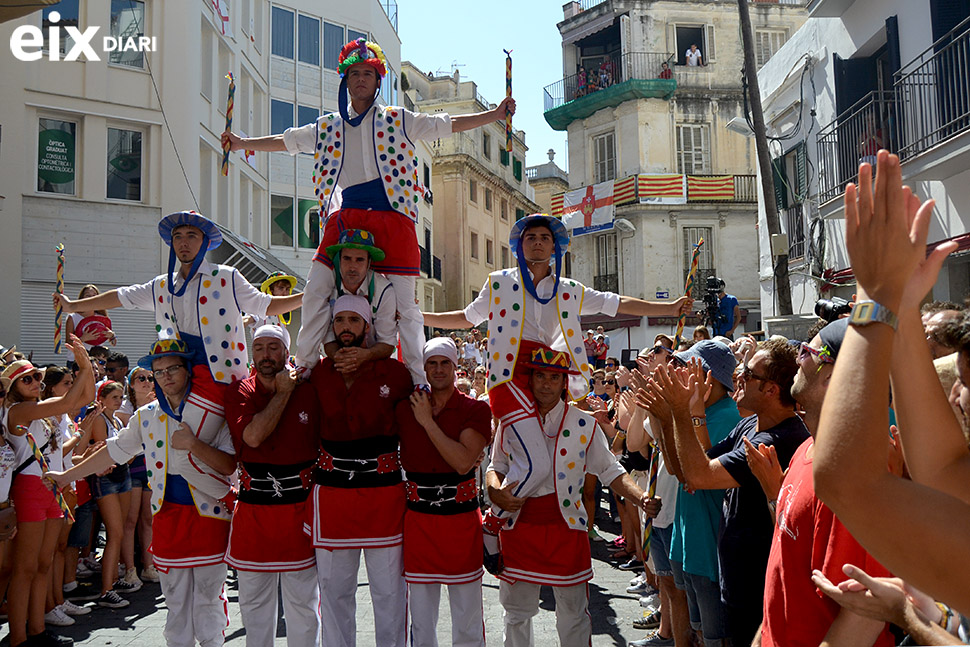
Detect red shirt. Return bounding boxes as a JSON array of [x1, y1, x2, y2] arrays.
[[311, 357, 412, 442], [396, 389, 492, 474], [761, 438, 893, 647], [225, 375, 320, 464]]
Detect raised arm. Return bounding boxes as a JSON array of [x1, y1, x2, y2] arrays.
[[617, 295, 692, 318], [424, 311, 473, 329], [7, 338, 96, 429], [450, 97, 515, 133], [53, 290, 123, 315], [222, 131, 287, 152], [813, 151, 970, 611]]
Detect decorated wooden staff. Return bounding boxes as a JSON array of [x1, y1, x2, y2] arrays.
[[23, 428, 74, 522], [673, 237, 704, 347], [54, 243, 65, 354], [504, 49, 513, 153], [221, 72, 235, 176], [641, 442, 660, 560]]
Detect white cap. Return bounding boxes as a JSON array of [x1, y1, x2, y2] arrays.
[[423, 337, 458, 366], [332, 294, 372, 325], [253, 324, 290, 350]]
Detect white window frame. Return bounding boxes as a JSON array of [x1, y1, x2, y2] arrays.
[[755, 28, 788, 68], [596, 232, 618, 277], [592, 131, 616, 184], [676, 123, 710, 175]]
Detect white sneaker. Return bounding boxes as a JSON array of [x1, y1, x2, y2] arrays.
[[45, 606, 75, 626], [140, 565, 160, 583], [640, 592, 660, 609], [629, 573, 645, 587], [123, 568, 143, 591], [59, 600, 91, 616], [81, 556, 101, 573]]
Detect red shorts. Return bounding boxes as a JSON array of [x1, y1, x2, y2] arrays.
[[313, 208, 419, 276], [305, 483, 405, 549], [151, 502, 229, 571], [227, 500, 315, 572], [499, 494, 592, 587], [487, 339, 546, 425], [403, 509, 483, 584], [12, 474, 64, 522]]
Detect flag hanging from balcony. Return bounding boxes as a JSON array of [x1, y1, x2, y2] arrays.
[[212, 0, 232, 37], [561, 179, 615, 236], [638, 174, 687, 204], [687, 175, 734, 201]]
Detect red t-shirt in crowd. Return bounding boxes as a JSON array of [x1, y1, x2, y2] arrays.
[[396, 388, 492, 474], [224, 375, 320, 464], [761, 438, 894, 647], [311, 357, 413, 442]]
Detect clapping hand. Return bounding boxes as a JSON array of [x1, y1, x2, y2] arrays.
[[742, 436, 783, 502]]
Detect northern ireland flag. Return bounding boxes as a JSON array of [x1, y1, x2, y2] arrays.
[[561, 180, 614, 236]]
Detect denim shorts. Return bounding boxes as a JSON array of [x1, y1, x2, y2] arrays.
[[649, 523, 674, 577], [68, 499, 96, 548], [93, 468, 132, 498], [129, 471, 148, 490]]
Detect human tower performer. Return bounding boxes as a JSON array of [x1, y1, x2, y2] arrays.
[[425, 214, 692, 572], [222, 37, 515, 388]]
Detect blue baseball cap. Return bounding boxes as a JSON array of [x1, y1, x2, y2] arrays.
[[674, 339, 737, 392]]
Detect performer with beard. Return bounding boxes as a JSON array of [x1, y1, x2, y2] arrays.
[[224, 325, 321, 647], [307, 295, 412, 647]]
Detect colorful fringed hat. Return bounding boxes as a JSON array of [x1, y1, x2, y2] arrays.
[[521, 344, 580, 375], [337, 38, 387, 78], [137, 339, 194, 370], [325, 228, 386, 262]]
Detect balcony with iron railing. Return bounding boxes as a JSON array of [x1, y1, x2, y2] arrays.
[[549, 173, 757, 214], [816, 17, 970, 205], [379, 0, 398, 32], [543, 51, 676, 131]]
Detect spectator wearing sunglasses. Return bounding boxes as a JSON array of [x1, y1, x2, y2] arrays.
[[590, 369, 612, 402], [88, 346, 110, 384], [651, 339, 808, 646], [104, 352, 130, 391], [120, 367, 159, 590]]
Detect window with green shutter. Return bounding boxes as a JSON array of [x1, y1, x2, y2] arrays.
[[515, 208, 525, 221], [513, 157, 522, 181], [500, 149, 509, 166]]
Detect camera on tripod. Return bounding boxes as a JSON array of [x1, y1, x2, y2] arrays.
[[703, 276, 726, 328], [814, 297, 852, 323]]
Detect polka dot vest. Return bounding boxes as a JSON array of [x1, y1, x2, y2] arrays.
[[484, 269, 593, 401], [137, 403, 231, 522], [312, 106, 421, 223], [555, 406, 599, 530], [151, 266, 248, 385]]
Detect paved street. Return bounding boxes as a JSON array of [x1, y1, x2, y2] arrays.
[[0, 517, 656, 646]]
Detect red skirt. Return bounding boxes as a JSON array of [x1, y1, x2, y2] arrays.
[[403, 508, 483, 584], [313, 208, 419, 276], [226, 500, 315, 572], [305, 483, 405, 549], [498, 494, 592, 587], [151, 502, 230, 571]]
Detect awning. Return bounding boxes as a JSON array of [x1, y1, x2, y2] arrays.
[[562, 11, 616, 44], [0, 0, 57, 23], [209, 225, 307, 291], [822, 231, 970, 289], [580, 313, 641, 329]]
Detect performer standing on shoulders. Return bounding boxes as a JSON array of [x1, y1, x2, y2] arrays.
[[222, 37, 515, 388], [48, 340, 237, 647], [225, 325, 321, 647], [423, 214, 691, 573], [245, 272, 300, 333], [396, 337, 491, 646]]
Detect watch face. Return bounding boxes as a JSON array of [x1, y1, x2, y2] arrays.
[[852, 302, 874, 323]]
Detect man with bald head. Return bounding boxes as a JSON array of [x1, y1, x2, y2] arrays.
[[225, 325, 321, 647], [308, 295, 413, 647]]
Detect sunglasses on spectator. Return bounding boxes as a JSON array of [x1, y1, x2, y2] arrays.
[[92, 358, 106, 366], [18, 372, 44, 385], [741, 365, 770, 383], [798, 342, 834, 366], [134, 375, 154, 383]]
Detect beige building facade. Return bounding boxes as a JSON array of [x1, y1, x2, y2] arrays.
[[403, 62, 539, 312], [546, 0, 806, 352]]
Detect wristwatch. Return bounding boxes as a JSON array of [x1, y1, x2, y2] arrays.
[[848, 300, 898, 331], [691, 416, 707, 427]]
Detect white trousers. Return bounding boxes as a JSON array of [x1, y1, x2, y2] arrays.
[[158, 563, 229, 647], [408, 580, 485, 647], [315, 546, 407, 647], [237, 567, 320, 647], [387, 274, 427, 386], [294, 262, 427, 385], [498, 580, 591, 647]]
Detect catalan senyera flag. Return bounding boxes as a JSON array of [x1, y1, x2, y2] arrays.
[[551, 192, 565, 217], [561, 180, 615, 235], [638, 174, 687, 204], [687, 175, 735, 201], [613, 176, 637, 205]]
